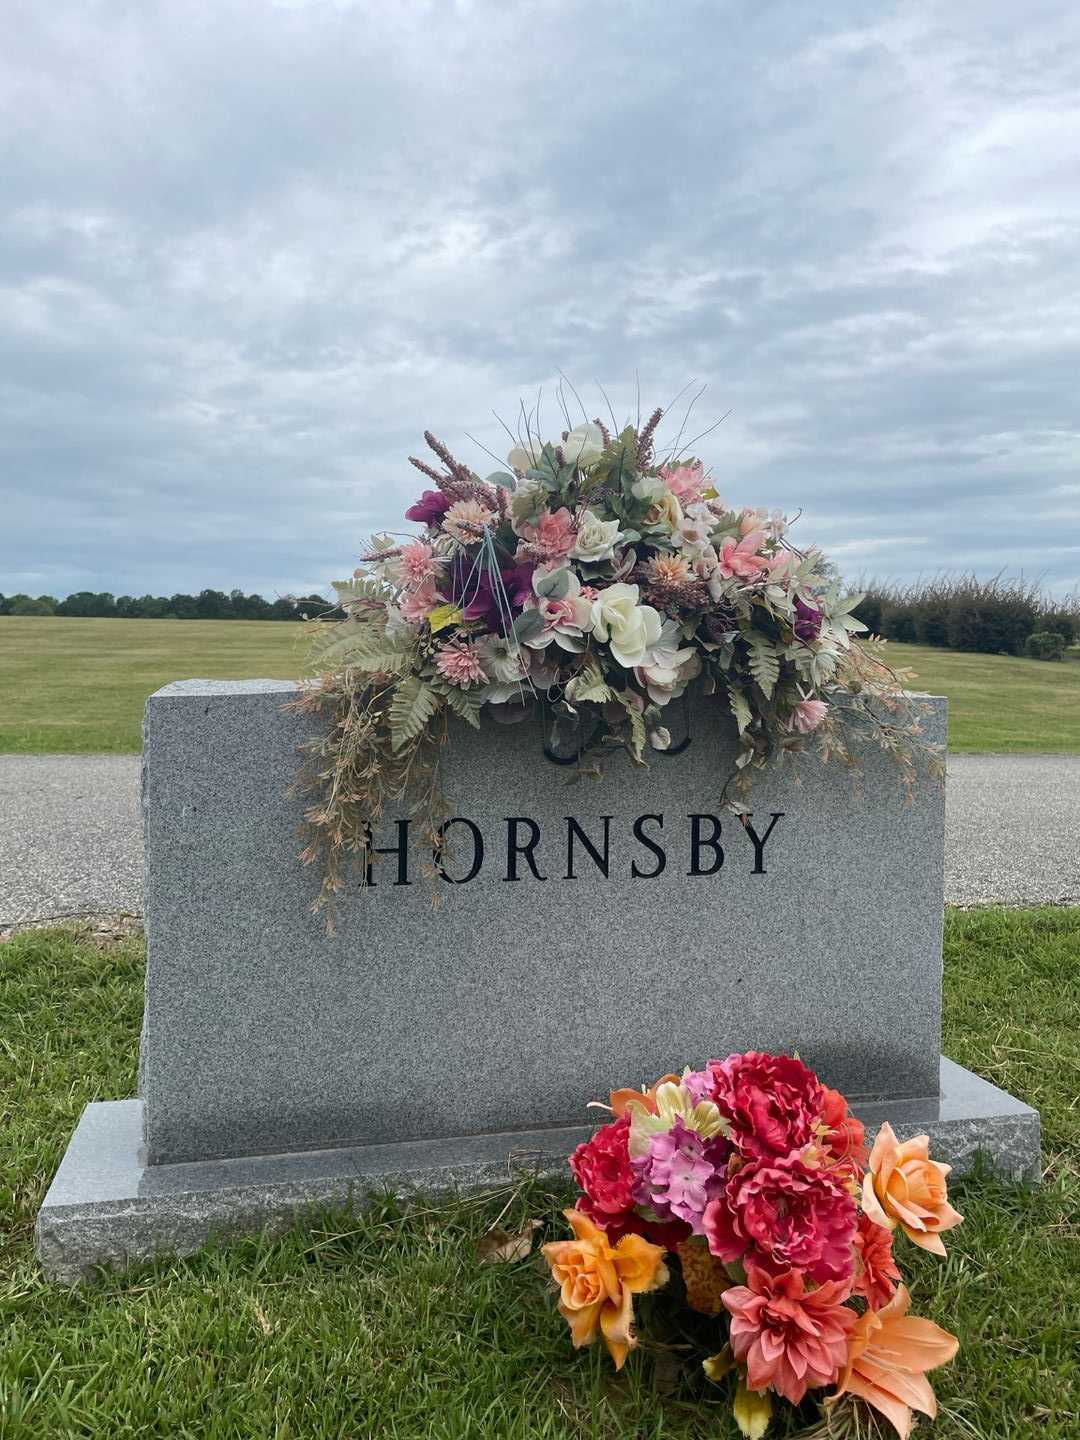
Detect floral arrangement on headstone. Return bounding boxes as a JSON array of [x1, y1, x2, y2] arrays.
[[293, 394, 939, 916], [543, 1053, 961, 1439]]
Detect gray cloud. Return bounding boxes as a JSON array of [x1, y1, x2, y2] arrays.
[[2, 0, 1078, 600]]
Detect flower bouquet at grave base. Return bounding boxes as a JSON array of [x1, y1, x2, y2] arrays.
[[292, 388, 941, 919], [542, 1052, 961, 1439]]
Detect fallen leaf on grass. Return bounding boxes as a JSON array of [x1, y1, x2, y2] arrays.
[[477, 1219, 541, 1264]]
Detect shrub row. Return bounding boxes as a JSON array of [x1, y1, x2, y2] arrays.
[[853, 575, 1079, 655], [0, 589, 343, 621]]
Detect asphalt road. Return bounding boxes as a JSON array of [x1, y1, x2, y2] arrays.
[[0, 753, 1077, 927]]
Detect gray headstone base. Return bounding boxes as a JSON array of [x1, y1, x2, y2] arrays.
[[37, 1058, 1039, 1286]]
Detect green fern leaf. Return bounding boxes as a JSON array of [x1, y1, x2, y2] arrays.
[[388, 676, 440, 752]]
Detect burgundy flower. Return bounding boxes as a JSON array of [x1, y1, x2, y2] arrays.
[[793, 596, 823, 642], [405, 488, 452, 524], [570, 1116, 635, 1219], [703, 1148, 857, 1284], [449, 558, 534, 628], [707, 1051, 825, 1160]]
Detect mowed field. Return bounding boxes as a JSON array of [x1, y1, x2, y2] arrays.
[[1, 617, 1079, 753], [0, 618, 308, 753]]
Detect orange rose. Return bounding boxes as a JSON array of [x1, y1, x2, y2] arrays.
[[862, 1122, 962, 1255], [830, 1283, 959, 1439], [542, 1208, 668, 1369]]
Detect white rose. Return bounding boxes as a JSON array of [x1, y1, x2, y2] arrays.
[[569, 511, 624, 562], [561, 422, 605, 468], [589, 583, 663, 668], [507, 441, 543, 473]]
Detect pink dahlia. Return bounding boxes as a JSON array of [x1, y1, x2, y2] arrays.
[[400, 540, 439, 585], [570, 1116, 635, 1219], [703, 1149, 857, 1284], [708, 1051, 825, 1161], [722, 1265, 856, 1405], [631, 1117, 731, 1235], [434, 641, 486, 688]]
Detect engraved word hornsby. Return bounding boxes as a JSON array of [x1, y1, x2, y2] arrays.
[[362, 812, 785, 886]]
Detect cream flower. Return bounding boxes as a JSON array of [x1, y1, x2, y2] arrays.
[[561, 422, 605, 468], [636, 620, 702, 705], [570, 511, 624, 563], [626, 1081, 729, 1159], [589, 583, 663, 668]]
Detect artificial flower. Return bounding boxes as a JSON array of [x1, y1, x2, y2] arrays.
[[588, 583, 663, 668], [717, 531, 768, 580], [523, 565, 592, 652], [829, 1284, 959, 1439], [789, 694, 829, 733], [404, 488, 452, 524], [399, 540, 440, 585], [708, 1051, 825, 1160], [434, 640, 487, 688], [399, 577, 442, 623], [631, 1116, 731, 1234], [635, 620, 702, 705], [607, 1074, 682, 1118], [570, 1115, 635, 1219], [853, 1211, 902, 1310], [542, 1208, 668, 1370], [819, 1085, 868, 1170], [793, 595, 824, 642], [560, 422, 605, 468], [625, 1079, 729, 1159], [569, 510, 624, 562], [443, 498, 496, 544], [862, 1123, 962, 1255], [721, 1265, 856, 1405], [659, 460, 707, 503], [704, 1147, 858, 1284]]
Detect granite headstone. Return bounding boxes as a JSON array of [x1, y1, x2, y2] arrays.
[[37, 679, 1040, 1282]]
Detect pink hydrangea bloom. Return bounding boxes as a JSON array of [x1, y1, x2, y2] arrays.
[[722, 1266, 856, 1404], [631, 1117, 730, 1235], [435, 640, 486, 688], [703, 1148, 858, 1284]]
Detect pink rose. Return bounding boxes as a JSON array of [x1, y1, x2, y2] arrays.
[[704, 1148, 857, 1284], [707, 1051, 825, 1160]]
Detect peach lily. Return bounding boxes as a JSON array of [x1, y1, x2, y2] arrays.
[[862, 1123, 962, 1255], [542, 1208, 669, 1369], [829, 1284, 959, 1439]]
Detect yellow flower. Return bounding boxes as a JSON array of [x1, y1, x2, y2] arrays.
[[541, 1208, 668, 1369], [733, 1379, 772, 1438]]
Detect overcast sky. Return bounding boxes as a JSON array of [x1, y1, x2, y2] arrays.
[[2, 0, 1078, 602]]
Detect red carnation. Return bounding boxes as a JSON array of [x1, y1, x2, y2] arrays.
[[703, 1148, 857, 1285], [853, 1212, 902, 1310], [570, 1115, 635, 1218], [708, 1051, 825, 1160]]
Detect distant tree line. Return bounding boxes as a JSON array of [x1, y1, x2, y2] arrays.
[[854, 574, 1079, 656], [0, 589, 343, 620]]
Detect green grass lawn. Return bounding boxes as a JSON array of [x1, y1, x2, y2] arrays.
[[1, 618, 1080, 754], [0, 618, 307, 752], [1, 909, 1078, 1439]]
